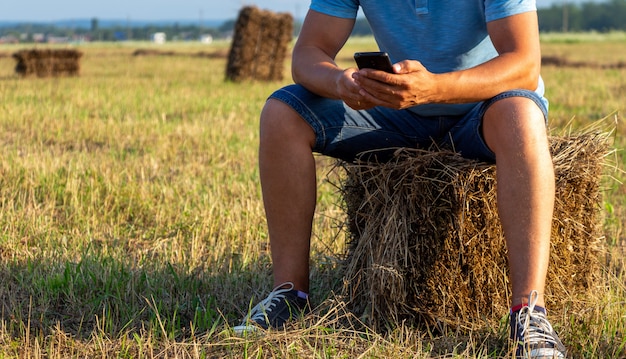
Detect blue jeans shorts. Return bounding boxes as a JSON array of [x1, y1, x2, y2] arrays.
[[269, 84, 549, 163]]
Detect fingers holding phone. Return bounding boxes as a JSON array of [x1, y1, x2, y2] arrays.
[[351, 52, 398, 105], [337, 52, 396, 110], [335, 66, 375, 110], [352, 53, 435, 109]]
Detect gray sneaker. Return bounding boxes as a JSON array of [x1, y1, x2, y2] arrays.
[[510, 290, 567, 358], [233, 282, 310, 334]]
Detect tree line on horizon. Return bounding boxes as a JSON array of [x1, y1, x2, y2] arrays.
[[537, 0, 626, 32], [348, 0, 626, 35], [1, 0, 625, 43]]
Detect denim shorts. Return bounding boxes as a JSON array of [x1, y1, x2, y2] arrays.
[[269, 84, 548, 163]]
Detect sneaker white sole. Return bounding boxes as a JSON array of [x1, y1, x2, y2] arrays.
[[232, 324, 264, 336]]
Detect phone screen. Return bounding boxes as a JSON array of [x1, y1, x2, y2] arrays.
[[354, 52, 394, 73]]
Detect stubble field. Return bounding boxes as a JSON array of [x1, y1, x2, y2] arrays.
[[0, 34, 624, 358]]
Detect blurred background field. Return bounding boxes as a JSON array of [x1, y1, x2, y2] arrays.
[[0, 35, 624, 358]]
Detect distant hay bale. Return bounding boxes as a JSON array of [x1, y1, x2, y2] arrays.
[[225, 6, 293, 82], [12, 49, 83, 77], [340, 129, 612, 332]]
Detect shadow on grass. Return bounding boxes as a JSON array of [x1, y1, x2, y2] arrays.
[[0, 244, 279, 340], [0, 242, 622, 358], [0, 241, 350, 336], [0, 242, 503, 355]]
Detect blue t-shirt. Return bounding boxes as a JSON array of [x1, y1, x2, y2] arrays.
[[310, 0, 544, 116]]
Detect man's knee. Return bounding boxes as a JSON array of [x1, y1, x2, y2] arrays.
[[260, 99, 315, 147], [482, 96, 548, 154]]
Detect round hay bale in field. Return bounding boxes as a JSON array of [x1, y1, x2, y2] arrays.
[[340, 129, 612, 332]]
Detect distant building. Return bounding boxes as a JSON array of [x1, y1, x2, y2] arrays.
[[47, 36, 69, 44], [0, 35, 18, 44], [200, 34, 213, 44], [33, 33, 45, 43], [152, 32, 166, 44], [114, 31, 127, 41]]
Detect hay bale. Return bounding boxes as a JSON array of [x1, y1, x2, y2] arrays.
[[340, 130, 611, 332], [225, 6, 293, 82], [12, 49, 83, 77]]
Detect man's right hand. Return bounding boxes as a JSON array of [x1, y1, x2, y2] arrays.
[[337, 67, 376, 110]]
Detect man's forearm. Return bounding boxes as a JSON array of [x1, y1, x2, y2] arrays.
[[291, 45, 346, 100], [432, 52, 540, 104]]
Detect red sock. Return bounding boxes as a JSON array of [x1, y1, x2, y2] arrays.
[[510, 303, 546, 314]]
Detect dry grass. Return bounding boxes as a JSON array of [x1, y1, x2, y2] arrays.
[[0, 36, 623, 358]]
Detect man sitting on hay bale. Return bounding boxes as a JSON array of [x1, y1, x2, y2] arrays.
[[235, 0, 568, 357]]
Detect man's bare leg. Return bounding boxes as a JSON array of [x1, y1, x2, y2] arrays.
[[259, 99, 317, 293], [482, 97, 555, 308]]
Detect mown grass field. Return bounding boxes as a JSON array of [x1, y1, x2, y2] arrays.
[[0, 34, 624, 358]]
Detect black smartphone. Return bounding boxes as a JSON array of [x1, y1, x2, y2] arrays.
[[354, 51, 394, 73]]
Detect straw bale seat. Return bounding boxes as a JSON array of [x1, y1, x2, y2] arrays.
[[340, 130, 611, 332]]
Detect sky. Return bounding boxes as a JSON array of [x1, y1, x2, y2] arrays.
[[1, 1, 309, 22], [1, 0, 570, 22]]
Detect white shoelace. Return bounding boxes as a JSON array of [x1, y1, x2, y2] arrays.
[[517, 290, 563, 355], [246, 282, 295, 322]]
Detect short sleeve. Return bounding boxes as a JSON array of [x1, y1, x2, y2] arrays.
[[310, 0, 360, 19], [484, 0, 537, 22]]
